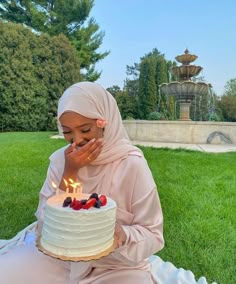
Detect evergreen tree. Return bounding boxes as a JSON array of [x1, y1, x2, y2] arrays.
[[155, 56, 169, 116], [0, 0, 108, 80], [156, 57, 168, 90], [138, 57, 157, 118], [139, 48, 175, 118]]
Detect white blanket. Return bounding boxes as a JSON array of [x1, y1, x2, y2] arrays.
[[0, 223, 216, 284]]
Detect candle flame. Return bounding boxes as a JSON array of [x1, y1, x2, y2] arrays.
[[62, 179, 82, 195], [70, 183, 76, 189], [63, 179, 68, 187], [52, 181, 57, 189]]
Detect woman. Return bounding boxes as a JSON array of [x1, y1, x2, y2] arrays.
[[0, 82, 164, 284]]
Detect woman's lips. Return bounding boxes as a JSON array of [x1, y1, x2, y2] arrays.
[[76, 142, 88, 148]]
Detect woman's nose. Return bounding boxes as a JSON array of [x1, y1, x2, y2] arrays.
[[72, 132, 84, 145]]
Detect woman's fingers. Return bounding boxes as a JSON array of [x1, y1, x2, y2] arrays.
[[77, 138, 104, 159], [78, 138, 96, 153], [86, 140, 104, 161], [65, 142, 76, 155], [65, 138, 104, 167], [114, 224, 127, 247]]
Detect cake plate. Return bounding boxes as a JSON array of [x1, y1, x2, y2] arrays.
[[36, 236, 118, 262]]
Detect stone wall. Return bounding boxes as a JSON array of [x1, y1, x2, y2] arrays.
[[123, 120, 236, 145]]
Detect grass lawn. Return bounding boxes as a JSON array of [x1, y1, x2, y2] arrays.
[[0, 132, 235, 284]]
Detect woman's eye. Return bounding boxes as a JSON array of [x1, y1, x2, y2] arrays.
[[62, 131, 71, 135], [81, 128, 91, 133]]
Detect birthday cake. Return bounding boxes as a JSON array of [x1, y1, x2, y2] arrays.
[[38, 192, 117, 261]]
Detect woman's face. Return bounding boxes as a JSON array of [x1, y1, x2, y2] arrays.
[[59, 111, 104, 147]]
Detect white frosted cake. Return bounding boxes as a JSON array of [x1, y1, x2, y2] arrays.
[[39, 193, 117, 260]]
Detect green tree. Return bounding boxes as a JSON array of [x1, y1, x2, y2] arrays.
[[211, 96, 223, 121], [139, 49, 176, 118], [216, 78, 236, 121], [138, 57, 157, 118], [142, 49, 167, 99], [123, 49, 176, 119], [0, 0, 109, 80], [223, 78, 236, 96], [0, 21, 80, 131], [219, 95, 236, 121], [124, 63, 140, 98], [156, 57, 168, 91], [106, 85, 122, 98], [111, 64, 140, 119], [116, 91, 138, 119]]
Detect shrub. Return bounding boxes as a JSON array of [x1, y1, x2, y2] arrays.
[[147, 111, 165, 120], [206, 112, 221, 122], [125, 116, 135, 120]]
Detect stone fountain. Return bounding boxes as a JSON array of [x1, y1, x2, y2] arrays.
[[160, 49, 211, 120]]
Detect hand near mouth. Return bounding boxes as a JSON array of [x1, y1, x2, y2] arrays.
[[59, 138, 104, 192]]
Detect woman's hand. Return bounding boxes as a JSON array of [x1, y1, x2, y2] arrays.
[[64, 138, 104, 170], [115, 224, 127, 247], [60, 138, 104, 191]]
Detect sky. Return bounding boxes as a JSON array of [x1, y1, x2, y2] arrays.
[[91, 0, 236, 96]]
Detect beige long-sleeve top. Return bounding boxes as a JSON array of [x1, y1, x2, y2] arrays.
[[35, 146, 164, 273]]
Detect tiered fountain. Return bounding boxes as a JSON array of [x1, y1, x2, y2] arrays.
[[160, 49, 211, 120], [123, 49, 235, 145]]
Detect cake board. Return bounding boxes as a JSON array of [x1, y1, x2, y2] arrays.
[[36, 236, 118, 262]]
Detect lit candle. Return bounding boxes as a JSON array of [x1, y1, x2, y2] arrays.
[[75, 182, 82, 196], [63, 179, 69, 193], [68, 178, 83, 197], [71, 184, 77, 197], [52, 181, 59, 195], [69, 178, 75, 195]]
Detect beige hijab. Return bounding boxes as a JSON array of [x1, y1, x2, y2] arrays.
[[58, 81, 142, 166]]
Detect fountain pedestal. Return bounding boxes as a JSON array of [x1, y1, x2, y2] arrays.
[[179, 101, 191, 121]]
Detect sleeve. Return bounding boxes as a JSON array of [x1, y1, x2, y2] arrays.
[[116, 158, 164, 265], [119, 188, 164, 264]]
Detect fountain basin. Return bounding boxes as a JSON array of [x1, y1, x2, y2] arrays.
[[123, 120, 236, 145], [175, 53, 198, 64], [160, 81, 211, 101], [171, 65, 203, 79]]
